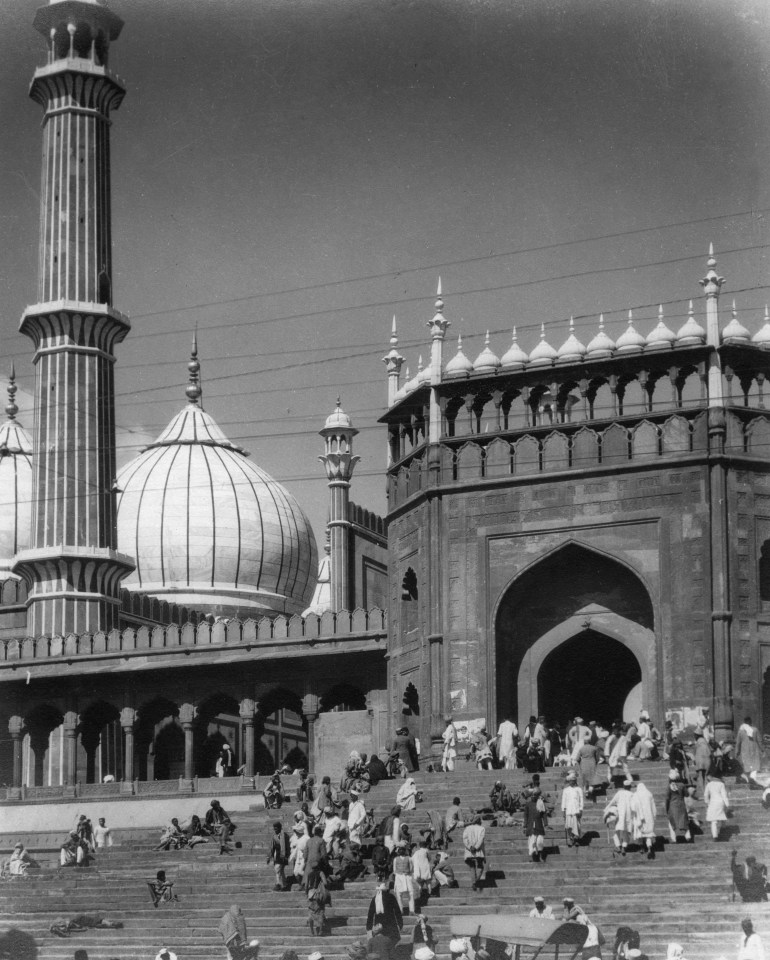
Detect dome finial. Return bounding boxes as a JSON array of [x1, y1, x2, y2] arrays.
[[186, 332, 202, 404], [5, 365, 18, 421], [390, 314, 398, 348]]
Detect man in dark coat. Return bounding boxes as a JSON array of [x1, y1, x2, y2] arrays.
[[390, 727, 419, 772], [523, 788, 547, 862], [366, 882, 403, 957]]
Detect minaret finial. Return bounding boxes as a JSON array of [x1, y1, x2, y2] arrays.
[[701, 243, 724, 296], [5, 366, 18, 421], [390, 314, 398, 347], [599, 313, 605, 330], [186, 333, 202, 405], [540, 322, 546, 340], [569, 316, 575, 333]]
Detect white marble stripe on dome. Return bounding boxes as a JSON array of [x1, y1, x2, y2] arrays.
[[160, 444, 184, 588], [208, 444, 243, 587], [197, 442, 217, 586], [225, 449, 266, 589], [118, 444, 169, 588]]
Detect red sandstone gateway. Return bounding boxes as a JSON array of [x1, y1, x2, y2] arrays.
[[449, 915, 589, 960]]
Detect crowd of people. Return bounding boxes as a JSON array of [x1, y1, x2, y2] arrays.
[[2, 712, 767, 960]]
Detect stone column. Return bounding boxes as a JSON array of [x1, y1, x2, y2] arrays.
[[179, 703, 196, 782], [701, 249, 733, 740], [120, 708, 137, 783], [239, 698, 257, 777], [62, 710, 79, 787], [8, 716, 24, 789], [302, 694, 320, 776]]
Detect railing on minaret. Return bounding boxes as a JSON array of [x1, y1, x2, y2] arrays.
[[13, 0, 134, 637], [700, 245, 733, 739], [319, 399, 360, 612]]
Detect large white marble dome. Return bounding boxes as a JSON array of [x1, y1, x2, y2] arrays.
[[117, 365, 317, 618]]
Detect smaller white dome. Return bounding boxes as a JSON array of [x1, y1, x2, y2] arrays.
[[722, 301, 751, 344], [528, 323, 558, 366], [473, 331, 501, 374], [444, 335, 474, 377], [752, 306, 770, 349], [324, 398, 352, 430], [645, 305, 676, 351], [615, 311, 646, 354], [586, 314, 615, 359], [676, 301, 706, 346], [501, 327, 529, 370], [556, 318, 586, 363]]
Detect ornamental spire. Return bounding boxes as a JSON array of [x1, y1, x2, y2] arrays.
[[5, 364, 18, 421], [700, 242, 725, 298], [186, 332, 202, 405], [427, 277, 450, 340]]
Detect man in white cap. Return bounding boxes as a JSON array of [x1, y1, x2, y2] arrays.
[[308, 952, 323, 960], [529, 896, 554, 919], [561, 771, 584, 847], [604, 779, 634, 856], [347, 788, 367, 846], [568, 718, 591, 750], [450, 938, 469, 959], [414, 949, 435, 960]]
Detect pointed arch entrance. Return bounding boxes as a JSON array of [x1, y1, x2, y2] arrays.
[[537, 629, 642, 727], [495, 541, 658, 728]]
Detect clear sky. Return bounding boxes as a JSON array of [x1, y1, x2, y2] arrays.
[[0, 0, 769, 548]]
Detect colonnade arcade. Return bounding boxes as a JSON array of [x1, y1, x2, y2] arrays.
[[4, 682, 367, 788]]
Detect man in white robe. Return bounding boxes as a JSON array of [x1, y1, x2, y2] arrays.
[[347, 789, 367, 846], [560, 771, 584, 847], [604, 780, 634, 856], [495, 716, 518, 770], [630, 780, 657, 859]]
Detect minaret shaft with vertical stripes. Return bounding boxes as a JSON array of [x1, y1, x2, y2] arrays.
[[13, 0, 134, 636]]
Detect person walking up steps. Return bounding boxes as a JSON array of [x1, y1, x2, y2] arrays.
[[604, 779, 634, 856], [523, 788, 547, 862], [463, 814, 487, 889], [703, 772, 730, 841]]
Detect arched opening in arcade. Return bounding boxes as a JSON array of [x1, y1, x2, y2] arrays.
[[135, 698, 181, 782], [79, 700, 122, 784], [495, 542, 657, 729], [23, 704, 63, 786], [194, 692, 240, 778], [257, 688, 307, 774]]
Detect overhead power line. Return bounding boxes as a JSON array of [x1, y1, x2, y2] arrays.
[[127, 208, 770, 322]]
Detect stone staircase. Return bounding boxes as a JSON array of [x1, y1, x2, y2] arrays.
[[0, 762, 768, 960]]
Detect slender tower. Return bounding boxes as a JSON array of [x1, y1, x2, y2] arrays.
[[13, 0, 134, 636], [319, 399, 360, 612]]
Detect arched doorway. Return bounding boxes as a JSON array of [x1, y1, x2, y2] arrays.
[[538, 629, 642, 728], [195, 693, 240, 778], [257, 688, 306, 775], [79, 701, 121, 783], [495, 542, 657, 727]]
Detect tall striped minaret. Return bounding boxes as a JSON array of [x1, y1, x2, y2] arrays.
[[13, 0, 134, 636]]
